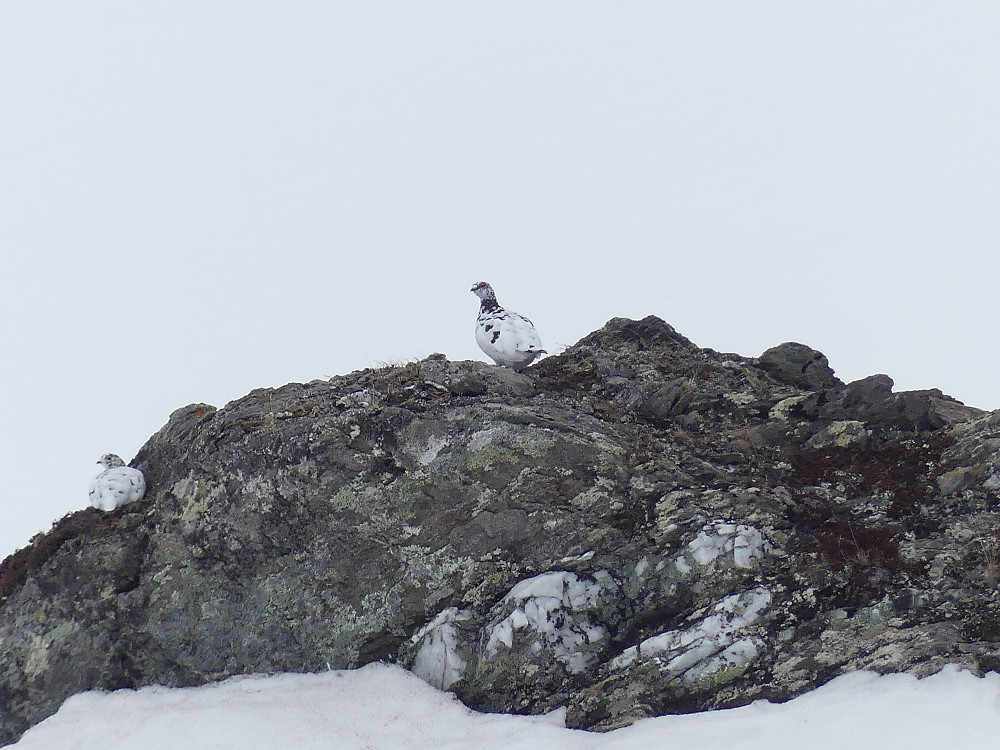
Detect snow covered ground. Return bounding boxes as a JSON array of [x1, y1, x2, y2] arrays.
[[8, 664, 1000, 750]]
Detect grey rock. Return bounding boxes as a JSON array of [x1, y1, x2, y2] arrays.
[[860, 389, 980, 432], [759, 342, 843, 391], [821, 373, 983, 433], [418, 358, 534, 398], [843, 374, 895, 407], [807, 420, 868, 449], [1, 321, 998, 744], [639, 379, 700, 422], [574, 315, 697, 352], [936, 466, 982, 496], [769, 393, 823, 422]]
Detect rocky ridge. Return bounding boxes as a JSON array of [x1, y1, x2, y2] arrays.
[[1, 316, 999, 744]]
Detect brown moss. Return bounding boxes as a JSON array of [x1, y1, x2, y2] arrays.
[[532, 354, 600, 393], [0, 510, 117, 602], [813, 519, 903, 574], [785, 489, 913, 604], [788, 437, 951, 518], [370, 361, 423, 405]]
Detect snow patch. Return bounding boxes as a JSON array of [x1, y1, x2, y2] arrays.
[[611, 587, 772, 683], [11, 662, 1000, 750], [485, 571, 607, 674], [410, 608, 470, 690], [683, 521, 769, 570]]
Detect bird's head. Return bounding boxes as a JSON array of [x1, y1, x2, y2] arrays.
[[470, 281, 496, 302], [97, 453, 126, 469]]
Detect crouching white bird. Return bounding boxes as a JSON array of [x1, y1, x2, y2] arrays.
[[471, 281, 546, 371], [89, 453, 146, 512]]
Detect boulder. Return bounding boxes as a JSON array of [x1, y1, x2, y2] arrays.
[[759, 342, 843, 391], [0, 318, 994, 744]]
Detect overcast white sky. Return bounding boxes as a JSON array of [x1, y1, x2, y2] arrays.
[[2, 2, 999, 558]]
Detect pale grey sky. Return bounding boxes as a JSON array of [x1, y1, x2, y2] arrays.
[[2, 2, 999, 557]]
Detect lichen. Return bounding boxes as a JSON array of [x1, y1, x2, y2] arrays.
[[328, 487, 358, 510], [23, 621, 77, 679], [466, 444, 522, 471], [396, 545, 470, 590], [465, 424, 557, 471]]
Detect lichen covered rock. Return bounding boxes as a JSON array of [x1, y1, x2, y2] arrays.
[[1, 316, 997, 744]]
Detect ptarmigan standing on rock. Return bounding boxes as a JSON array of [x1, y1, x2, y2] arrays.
[[471, 281, 546, 371], [89, 453, 146, 512]]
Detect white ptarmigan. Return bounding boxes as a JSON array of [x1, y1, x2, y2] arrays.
[[89, 453, 146, 512], [471, 281, 546, 371]]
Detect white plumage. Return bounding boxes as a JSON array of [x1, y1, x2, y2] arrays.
[[89, 453, 146, 512], [471, 281, 546, 371]]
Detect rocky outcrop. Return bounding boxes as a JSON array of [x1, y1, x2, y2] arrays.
[[1, 315, 998, 744]]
